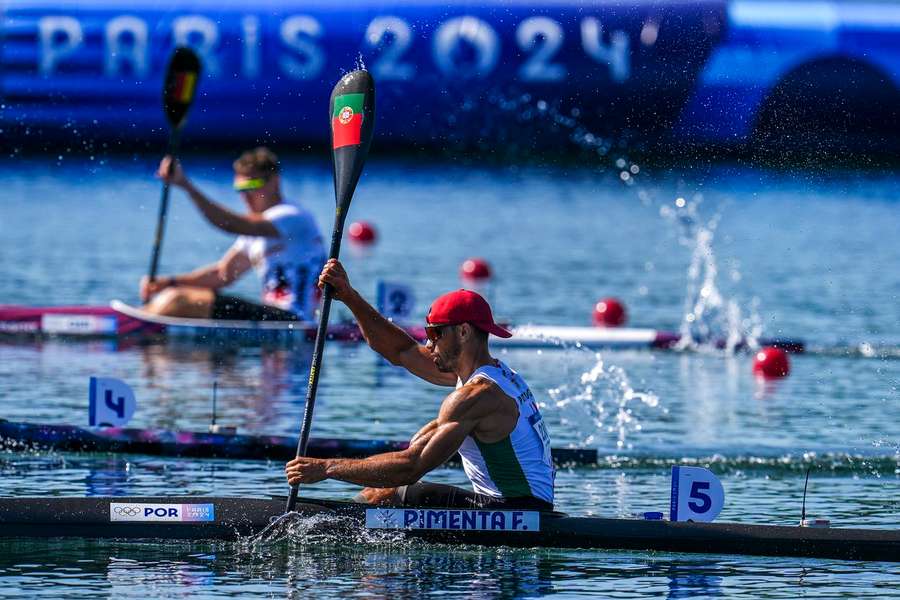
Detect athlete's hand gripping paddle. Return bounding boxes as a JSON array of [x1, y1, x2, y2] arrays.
[[286, 70, 376, 512], [147, 47, 201, 283]]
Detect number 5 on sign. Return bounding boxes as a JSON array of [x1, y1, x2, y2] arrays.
[[670, 466, 724, 522], [89, 377, 136, 427]]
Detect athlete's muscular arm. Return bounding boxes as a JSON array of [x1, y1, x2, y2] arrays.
[[285, 387, 491, 487], [409, 419, 438, 445], [157, 156, 279, 237], [140, 246, 252, 300], [319, 259, 457, 387]]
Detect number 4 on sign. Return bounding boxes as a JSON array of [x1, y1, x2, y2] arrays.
[[670, 466, 725, 522], [89, 376, 136, 427]]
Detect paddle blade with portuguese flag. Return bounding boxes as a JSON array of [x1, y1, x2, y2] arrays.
[[163, 47, 201, 129], [330, 70, 375, 216]]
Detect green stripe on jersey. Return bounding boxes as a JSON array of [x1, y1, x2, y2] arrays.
[[332, 93, 365, 117], [474, 437, 533, 498]]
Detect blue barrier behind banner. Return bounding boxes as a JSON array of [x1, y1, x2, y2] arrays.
[[2, 1, 898, 153]]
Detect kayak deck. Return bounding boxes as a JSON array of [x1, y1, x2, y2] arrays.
[[0, 496, 896, 562]]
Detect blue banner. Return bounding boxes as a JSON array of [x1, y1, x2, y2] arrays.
[[2, 1, 723, 148], [3, 1, 898, 153]]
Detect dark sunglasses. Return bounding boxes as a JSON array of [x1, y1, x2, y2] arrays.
[[425, 323, 455, 343]]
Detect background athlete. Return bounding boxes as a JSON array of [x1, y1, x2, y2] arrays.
[[285, 259, 555, 509], [140, 147, 325, 321]]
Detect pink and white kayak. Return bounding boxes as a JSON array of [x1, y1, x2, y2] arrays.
[[0, 301, 360, 343], [0, 301, 805, 352]]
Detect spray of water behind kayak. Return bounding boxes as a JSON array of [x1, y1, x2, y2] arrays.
[[481, 90, 766, 355], [659, 195, 763, 354]]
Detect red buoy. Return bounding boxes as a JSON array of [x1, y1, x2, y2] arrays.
[[592, 298, 627, 327], [460, 258, 492, 281], [753, 346, 790, 378], [348, 221, 377, 244]]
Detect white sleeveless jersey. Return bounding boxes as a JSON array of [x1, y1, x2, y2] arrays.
[[230, 203, 325, 319], [456, 360, 555, 504]]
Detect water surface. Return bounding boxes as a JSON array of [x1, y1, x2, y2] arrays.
[[1, 156, 898, 597]]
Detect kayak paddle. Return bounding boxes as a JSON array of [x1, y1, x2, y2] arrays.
[[286, 70, 376, 512], [147, 47, 201, 283]]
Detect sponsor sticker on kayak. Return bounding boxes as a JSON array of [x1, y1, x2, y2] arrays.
[[42, 314, 117, 335], [365, 508, 539, 532], [110, 503, 215, 522], [0, 321, 39, 333]]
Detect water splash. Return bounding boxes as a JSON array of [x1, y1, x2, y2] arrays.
[[485, 93, 768, 355], [476, 91, 767, 356], [239, 509, 407, 552], [547, 351, 660, 450], [660, 195, 762, 354], [449, 91, 641, 180]]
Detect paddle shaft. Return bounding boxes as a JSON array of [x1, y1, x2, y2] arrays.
[[286, 219, 346, 512], [147, 130, 182, 282], [285, 68, 374, 513]]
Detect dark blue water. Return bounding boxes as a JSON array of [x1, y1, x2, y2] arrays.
[[1, 155, 898, 596]]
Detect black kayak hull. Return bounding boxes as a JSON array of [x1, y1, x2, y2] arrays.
[[0, 496, 897, 562]]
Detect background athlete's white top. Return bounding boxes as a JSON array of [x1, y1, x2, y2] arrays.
[[230, 203, 325, 319]]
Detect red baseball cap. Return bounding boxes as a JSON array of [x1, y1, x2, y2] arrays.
[[426, 289, 512, 338]]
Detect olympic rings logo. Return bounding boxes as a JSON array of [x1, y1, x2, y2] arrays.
[[113, 506, 142, 517]]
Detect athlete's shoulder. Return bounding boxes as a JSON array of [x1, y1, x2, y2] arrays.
[[441, 378, 507, 420], [262, 202, 303, 220], [263, 202, 322, 240]]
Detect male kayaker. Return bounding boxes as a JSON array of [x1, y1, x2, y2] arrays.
[[140, 147, 325, 321], [285, 259, 555, 509]]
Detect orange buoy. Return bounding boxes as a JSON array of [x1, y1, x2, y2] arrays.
[[460, 258, 492, 281], [348, 221, 377, 244], [592, 298, 627, 327], [753, 346, 790, 378]]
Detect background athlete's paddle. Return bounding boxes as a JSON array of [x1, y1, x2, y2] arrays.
[[286, 70, 376, 512], [147, 47, 201, 283]]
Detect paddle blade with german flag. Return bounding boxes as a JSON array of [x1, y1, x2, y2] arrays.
[[329, 70, 375, 215], [163, 47, 201, 129]]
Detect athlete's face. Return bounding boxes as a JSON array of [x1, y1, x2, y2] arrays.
[[234, 173, 279, 213], [426, 324, 461, 373]]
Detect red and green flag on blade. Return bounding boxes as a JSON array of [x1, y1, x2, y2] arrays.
[[169, 71, 197, 104], [332, 93, 365, 149]]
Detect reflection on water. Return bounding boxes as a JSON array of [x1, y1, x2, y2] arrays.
[[1, 539, 898, 599], [0, 339, 314, 433], [135, 342, 313, 431]]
